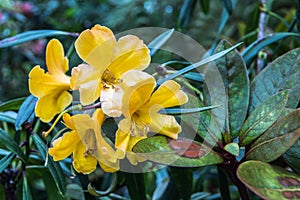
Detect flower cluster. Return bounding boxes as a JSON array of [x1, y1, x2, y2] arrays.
[[29, 24, 188, 174]]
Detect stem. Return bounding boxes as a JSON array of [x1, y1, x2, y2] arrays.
[[256, 0, 267, 73]]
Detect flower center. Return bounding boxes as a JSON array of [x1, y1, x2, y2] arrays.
[[101, 69, 122, 87], [130, 117, 149, 137]]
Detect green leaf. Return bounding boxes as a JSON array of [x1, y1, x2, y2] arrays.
[[170, 167, 192, 200], [237, 160, 300, 199], [242, 33, 300, 65], [31, 133, 66, 195], [239, 90, 289, 146], [0, 128, 26, 163], [0, 112, 16, 124], [284, 139, 300, 174], [199, 0, 210, 14], [15, 95, 37, 130], [179, 0, 197, 28], [249, 48, 300, 112], [22, 175, 32, 200], [65, 184, 85, 200], [0, 153, 15, 173], [183, 72, 204, 82], [123, 172, 146, 200], [246, 109, 300, 162], [148, 28, 174, 56], [157, 42, 243, 85], [224, 143, 239, 157], [133, 135, 223, 167], [213, 40, 249, 138], [159, 105, 221, 115], [0, 97, 26, 112], [0, 30, 78, 48]]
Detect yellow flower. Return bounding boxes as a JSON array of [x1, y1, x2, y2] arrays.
[[114, 70, 188, 164], [28, 39, 72, 122], [71, 24, 150, 117], [48, 109, 119, 174]]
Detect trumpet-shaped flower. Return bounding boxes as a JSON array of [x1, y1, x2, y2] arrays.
[[48, 109, 119, 174], [71, 24, 150, 117], [29, 39, 72, 122], [114, 70, 188, 163]]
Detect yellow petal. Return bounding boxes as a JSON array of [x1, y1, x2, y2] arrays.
[[108, 35, 150, 77], [126, 152, 147, 165], [75, 25, 116, 71], [29, 66, 70, 97], [71, 64, 102, 105], [72, 113, 117, 164], [35, 90, 72, 122], [148, 113, 181, 139], [46, 39, 69, 82], [145, 80, 188, 110], [73, 141, 97, 174], [99, 161, 120, 173], [48, 130, 80, 161], [120, 70, 156, 117], [62, 113, 75, 130], [100, 87, 123, 117], [115, 118, 131, 159]]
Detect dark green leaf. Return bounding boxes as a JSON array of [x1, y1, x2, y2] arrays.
[[179, 0, 197, 28], [133, 135, 223, 167], [0, 112, 16, 124], [158, 42, 242, 85], [15, 95, 37, 130], [170, 167, 192, 200], [242, 33, 300, 66], [148, 29, 174, 56], [237, 160, 300, 199], [31, 133, 66, 195], [297, 0, 300, 32], [247, 109, 300, 162], [124, 172, 146, 200], [0, 128, 26, 163], [239, 90, 289, 146], [65, 184, 85, 200], [213, 40, 249, 138], [0, 153, 15, 173], [0, 30, 78, 48], [199, 0, 210, 14], [22, 175, 32, 200], [0, 97, 26, 112], [217, 166, 231, 200], [249, 48, 300, 112], [284, 139, 300, 174]]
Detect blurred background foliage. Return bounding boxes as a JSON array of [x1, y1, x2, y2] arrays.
[[1, 0, 299, 101]]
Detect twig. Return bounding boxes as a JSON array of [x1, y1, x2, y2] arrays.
[[257, 0, 267, 73]]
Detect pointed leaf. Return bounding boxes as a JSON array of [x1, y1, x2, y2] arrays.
[[284, 139, 300, 174], [159, 105, 220, 115], [22, 175, 32, 200], [199, 0, 210, 14], [0, 97, 26, 112], [15, 95, 37, 130], [0, 153, 15, 173], [222, 0, 232, 14], [133, 136, 223, 167], [31, 133, 66, 195], [242, 33, 300, 65], [224, 143, 239, 157], [0, 128, 26, 163], [157, 42, 243, 85], [0, 112, 16, 124], [237, 160, 300, 199], [179, 0, 197, 28], [0, 30, 78, 48], [239, 90, 289, 146], [213, 40, 249, 138], [148, 28, 174, 56], [249, 48, 300, 112]]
